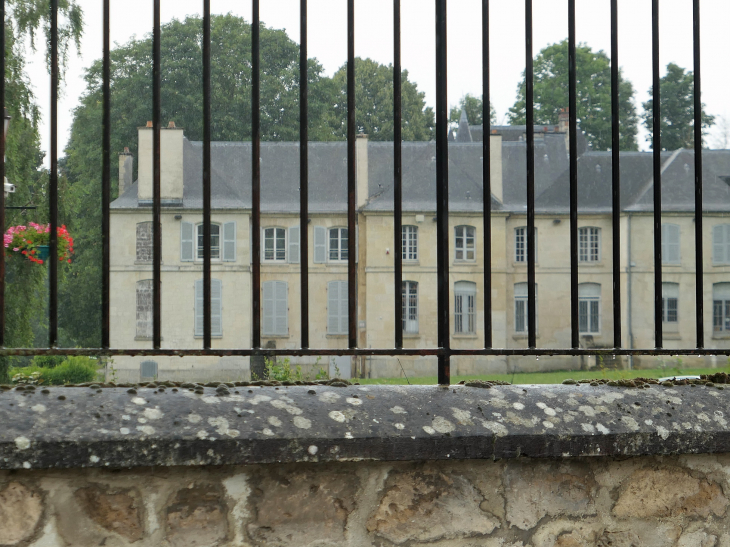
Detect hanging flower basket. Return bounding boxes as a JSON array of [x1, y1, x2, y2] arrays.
[[3, 223, 74, 264]]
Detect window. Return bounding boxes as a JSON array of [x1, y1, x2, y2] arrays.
[[194, 279, 222, 336], [455, 226, 476, 261], [402, 226, 418, 260], [514, 282, 537, 333], [662, 282, 679, 328], [329, 227, 348, 261], [181, 221, 236, 262], [454, 281, 476, 334], [713, 224, 730, 265], [327, 281, 349, 335], [578, 283, 601, 334], [661, 224, 680, 264], [578, 227, 600, 262], [136, 280, 153, 339], [136, 222, 152, 262], [264, 227, 286, 261], [263, 281, 288, 336], [140, 360, 158, 381], [713, 283, 730, 333], [402, 281, 418, 333], [197, 224, 220, 260], [514, 227, 537, 263]]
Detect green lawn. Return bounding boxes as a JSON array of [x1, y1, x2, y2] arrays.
[[356, 367, 726, 385]]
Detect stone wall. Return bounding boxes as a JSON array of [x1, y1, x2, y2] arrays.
[[2, 454, 730, 546]]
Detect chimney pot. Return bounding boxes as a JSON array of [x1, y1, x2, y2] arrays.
[[124, 146, 130, 154], [146, 121, 153, 128], [168, 121, 176, 128]]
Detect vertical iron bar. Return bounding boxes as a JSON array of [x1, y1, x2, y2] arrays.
[[436, 0, 450, 384], [49, 0, 58, 347], [300, 0, 309, 348], [482, 0, 492, 348], [693, 0, 704, 349], [652, 0, 662, 349], [525, 0, 536, 348], [102, 0, 110, 349], [203, 0, 212, 349], [568, 0, 578, 348], [611, 0, 622, 348], [347, 0, 357, 349], [0, 0, 5, 347], [252, 0, 261, 349], [394, 0, 403, 350], [152, 0, 162, 349]]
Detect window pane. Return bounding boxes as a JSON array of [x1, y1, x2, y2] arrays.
[[714, 300, 723, 331], [579, 300, 588, 332], [515, 300, 525, 332], [590, 300, 599, 332]]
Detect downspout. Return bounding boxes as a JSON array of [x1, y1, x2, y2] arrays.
[[627, 213, 634, 369]]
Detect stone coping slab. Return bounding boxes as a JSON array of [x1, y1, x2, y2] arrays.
[[1, 383, 729, 470]]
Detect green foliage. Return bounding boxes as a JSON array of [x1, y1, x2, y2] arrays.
[[641, 63, 715, 150], [449, 94, 496, 128], [30, 354, 66, 369], [256, 356, 328, 382], [508, 40, 638, 151], [329, 58, 434, 141], [10, 356, 98, 385]]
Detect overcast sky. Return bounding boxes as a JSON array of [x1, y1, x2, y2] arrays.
[[21, 0, 730, 164]]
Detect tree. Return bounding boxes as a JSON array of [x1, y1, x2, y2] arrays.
[[449, 94, 496, 129], [329, 57, 434, 141], [508, 40, 638, 151], [641, 63, 714, 151]]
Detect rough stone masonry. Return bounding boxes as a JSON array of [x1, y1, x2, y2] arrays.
[[2, 381, 730, 545]]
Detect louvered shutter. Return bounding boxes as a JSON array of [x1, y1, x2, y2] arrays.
[[211, 279, 222, 335], [289, 226, 300, 264], [328, 282, 340, 333], [714, 225, 730, 265], [223, 222, 236, 262], [355, 225, 359, 263], [263, 281, 275, 335], [275, 281, 288, 335], [662, 224, 680, 264], [339, 281, 349, 334], [181, 222, 194, 262], [314, 226, 326, 263], [194, 280, 203, 336]]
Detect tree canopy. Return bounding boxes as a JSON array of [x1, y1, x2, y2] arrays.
[[641, 63, 714, 151], [449, 94, 496, 129], [508, 40, 638, 151]]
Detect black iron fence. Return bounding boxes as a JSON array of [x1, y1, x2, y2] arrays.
[[0, 0, 721, 385]]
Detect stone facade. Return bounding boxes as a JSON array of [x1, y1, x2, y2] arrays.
[[3, 454, 730, 546]]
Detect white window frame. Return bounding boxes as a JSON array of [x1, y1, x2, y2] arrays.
[[328, 227, 349, 262], [263, 227, 287, 262], [327, 281, 349, 335], [196, 223, 221, 260], [662, 282, 679, 328], [402, 226, 418, 261], [713, 224, 730, 265], [402, 281, 419, 334], [455, 225, 476, 262], [713, 283, 730, 334], [454, 281, 476, 334], [578, 283, 601, 335], [578, 227, 601, 263], [514, 226, 537, 263], [514, 282, 537, 334], [661, 223, 681, 265], [263, 281, 288, 336], [194, 278, 223, 337]]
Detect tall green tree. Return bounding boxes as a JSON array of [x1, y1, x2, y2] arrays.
[[449, 94, 496, 128], [641, 63, 714, 150], [329, 58, 434, 141], [1, 0, 83, 382], [508, 40, 638, 151]]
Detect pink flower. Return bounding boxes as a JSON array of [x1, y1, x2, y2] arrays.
[[12, 247, 19, 252]]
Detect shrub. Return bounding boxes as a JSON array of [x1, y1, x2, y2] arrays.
[[31, 355, 66, 369], [11, 356, 99, 385]]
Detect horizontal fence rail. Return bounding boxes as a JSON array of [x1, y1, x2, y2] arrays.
[[0, 0, 720, 385]]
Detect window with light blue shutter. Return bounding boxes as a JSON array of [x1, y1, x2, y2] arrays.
[[314, 226, 326, 263], [223, 222, 236, 262], [181, 221, 194, 261], [713, 225, 730, 265], [661, 224, 680, 264], [289, 226, 300, 264], [327, 281, 348, 334], [195, 279, 222, 336], [263, 281, 288, 336]]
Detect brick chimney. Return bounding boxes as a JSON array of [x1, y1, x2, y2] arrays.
[[558, 108, 569, 133], [118, 147, 133, 197], [137, 121, 184, 203]]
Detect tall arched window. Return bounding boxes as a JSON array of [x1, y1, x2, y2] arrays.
[[454, 281, 476, 334], [578, 283, 601, 334], [402, 281, 418, 333]]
